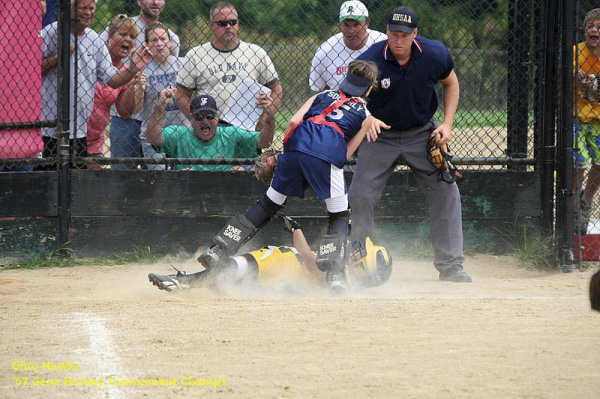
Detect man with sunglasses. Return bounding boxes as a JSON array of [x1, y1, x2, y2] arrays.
[[310, 1, 386, 93], [146, 88, 276, 171], [176, 2, 282, 131]]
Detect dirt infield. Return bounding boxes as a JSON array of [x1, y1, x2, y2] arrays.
[[1, 254, 599, 399]]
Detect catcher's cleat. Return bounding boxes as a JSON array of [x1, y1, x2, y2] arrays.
[[148, 269, 194, 292], [327, 270, 348, 295], [197, 245, 224, 269], [439, 265, 472, 283]]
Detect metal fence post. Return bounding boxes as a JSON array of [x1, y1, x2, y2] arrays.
[[556, 0, 576, 272], [539, 0, 559, 237], [507, 0, 533, 170], [57, 0, 72, 255]]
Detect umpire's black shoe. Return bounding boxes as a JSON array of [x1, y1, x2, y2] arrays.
[[439, 265, 472, 283]]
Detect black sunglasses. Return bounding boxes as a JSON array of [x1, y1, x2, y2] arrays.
[[193, 112, 216, 121], [214, 19, 238, 27]]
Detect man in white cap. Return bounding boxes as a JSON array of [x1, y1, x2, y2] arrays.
[[309, 0, 387, 92]]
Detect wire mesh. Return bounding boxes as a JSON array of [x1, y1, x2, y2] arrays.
[[1, 0, 538, 171]]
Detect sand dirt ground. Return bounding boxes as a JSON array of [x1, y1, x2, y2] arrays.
[[1, 253, 599, 399]]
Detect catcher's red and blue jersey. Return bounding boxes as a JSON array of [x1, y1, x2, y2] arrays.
[[283, 90, 369, 169]]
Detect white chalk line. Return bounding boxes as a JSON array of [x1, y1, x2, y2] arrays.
[[69, 312, 126, 399]]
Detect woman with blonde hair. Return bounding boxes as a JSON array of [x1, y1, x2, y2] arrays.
[[87, 14, 146, 168]]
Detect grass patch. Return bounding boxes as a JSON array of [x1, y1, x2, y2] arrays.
[[1, 246, 116, 270], [402, 238, 435, 261], [2, 246, 76, 270], [1, 243, 167, 270], [398, 238, 490, 261], [115, 243, 166, 264], [497, 221, 555, 271]]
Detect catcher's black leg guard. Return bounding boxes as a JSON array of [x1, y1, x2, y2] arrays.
[[316, 232, 348, 273], [327, 209, 350, 235], [198, 214, 259, 268]]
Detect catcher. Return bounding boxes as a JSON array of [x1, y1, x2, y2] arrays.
[[148, 214, 393, 293], [195, 60, 380, 293]]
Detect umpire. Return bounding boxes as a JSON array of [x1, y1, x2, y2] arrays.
[[349, 6, 471, 282]]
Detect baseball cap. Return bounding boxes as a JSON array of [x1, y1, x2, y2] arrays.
[[387, 6, 418, 33], [190, 94, 218, 115], [339, 71, 372, 97], [339, 1, 369, 22]]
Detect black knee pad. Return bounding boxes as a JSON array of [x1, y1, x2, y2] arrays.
[[259, 195, 284, 218], [214, 214, 258, 256], [245, 195, 284, 228], [327, 209, 350, 235], [316, 232, 348, 272]]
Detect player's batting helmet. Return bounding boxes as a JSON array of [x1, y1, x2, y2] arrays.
[[350, 237, 393, 288]]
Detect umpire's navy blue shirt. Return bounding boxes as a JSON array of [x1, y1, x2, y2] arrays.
[[357, 36, 454, 131]]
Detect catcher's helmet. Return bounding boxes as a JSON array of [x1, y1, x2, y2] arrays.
[[350, 237, 393, 288]]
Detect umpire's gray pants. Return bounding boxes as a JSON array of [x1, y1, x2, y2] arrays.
[[348, 121, 464, 272]]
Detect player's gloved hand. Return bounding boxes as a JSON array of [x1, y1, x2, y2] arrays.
[[276, 213, 302, 233]]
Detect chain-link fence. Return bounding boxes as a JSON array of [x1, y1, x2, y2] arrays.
[[3, 0, 600, 267], [1, 0, 539, 171]]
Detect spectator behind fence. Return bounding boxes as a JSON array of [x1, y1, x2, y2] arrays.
[[86, 15, 146, 169], [139, 23, 191, 170], [100, 0, 180, 170], [309, 1, 386, 92], [146, 90, 275, 171], [42, 0, 57, 27], [40, 0, 152, 164], [349, 6, 470, 283], [0, 0, 45, 172], [574, 8, 600, 235], [176, 2, 282, 133]]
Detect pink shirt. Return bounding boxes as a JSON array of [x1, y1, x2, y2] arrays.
[[0, 0, 43, 159], [86, 65, 128, 155]]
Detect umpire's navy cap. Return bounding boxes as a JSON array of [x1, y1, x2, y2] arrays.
[[388, 6, 418, 34], [190, 94, 218, 115]]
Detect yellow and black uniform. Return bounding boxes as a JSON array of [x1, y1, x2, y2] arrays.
[[148, 238, 392, 293], [231, 237, 392, 291], [232, 246, 322, 290]]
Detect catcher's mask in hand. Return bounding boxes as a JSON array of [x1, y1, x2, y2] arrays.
[[426, 133, 463, 184]]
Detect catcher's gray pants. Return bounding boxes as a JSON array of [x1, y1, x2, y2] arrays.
[[348, 121, 464, 272]]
